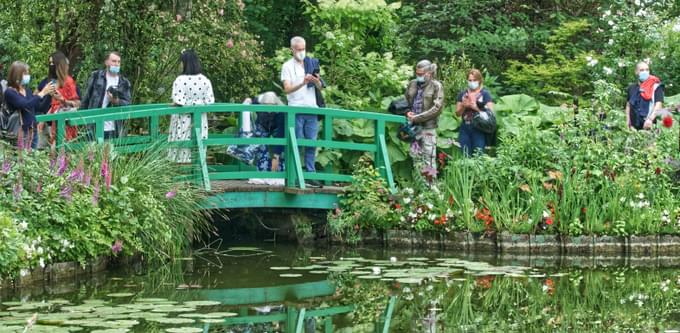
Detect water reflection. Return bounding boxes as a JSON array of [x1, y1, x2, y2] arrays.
[[0, 243, 678, 332]]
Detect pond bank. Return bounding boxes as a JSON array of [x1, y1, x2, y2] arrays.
[[348, 230, 680, 256]]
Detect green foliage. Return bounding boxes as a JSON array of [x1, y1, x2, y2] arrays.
[[504, 20, 594, 103], [0, 142, 211, 278], [0, 0, 267, 103], [328, 156, 399, 243]]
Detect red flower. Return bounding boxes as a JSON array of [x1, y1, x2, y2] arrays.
[[581, 207, 587, 214], [394, 203, 401, 210], [655, 167, 661, 175], [545, 217, 554, 226], [662, 115, 673, 128], [434, 219, 441, 225]]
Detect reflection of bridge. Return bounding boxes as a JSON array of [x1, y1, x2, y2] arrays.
[[37, 104, 405, 210], [197, 280, 396, 333]]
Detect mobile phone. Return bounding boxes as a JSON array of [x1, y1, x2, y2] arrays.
[[50, 79, 57, 85]]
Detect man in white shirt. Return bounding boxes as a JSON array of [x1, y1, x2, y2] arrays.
[[81, 52, 132, 139], [280, 36, 323, 187]]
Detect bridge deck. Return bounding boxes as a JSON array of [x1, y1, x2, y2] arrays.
[[205, 180, 345, 209], [210, 180, 345, 195]]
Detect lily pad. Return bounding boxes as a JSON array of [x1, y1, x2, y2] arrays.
[[165, 328, 203, 333], [279, 273, 303, 278], [106, 293, 135, 298], [269, 266, 291, 271], [182, 301, 221, 307], [147, 317, 196, 324]]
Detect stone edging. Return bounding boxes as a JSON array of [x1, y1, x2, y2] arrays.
[[382, 230, 680, 256], [0, 255, 142, 289]]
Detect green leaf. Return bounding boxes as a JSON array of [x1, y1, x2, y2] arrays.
[[495, 94, 540, 114]]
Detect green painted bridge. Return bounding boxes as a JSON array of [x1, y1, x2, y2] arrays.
[[37, 103, 405, 210]]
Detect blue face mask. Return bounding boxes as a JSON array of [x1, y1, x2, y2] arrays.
[[109, 65, 120, 74], [21, 74, 31, 85], [468, 81, 480, 90], [638, 71, 649, 82], [416, 76, 425, 83]]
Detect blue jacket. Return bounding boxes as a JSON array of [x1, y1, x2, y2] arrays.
[[303, 57, 326, 107]]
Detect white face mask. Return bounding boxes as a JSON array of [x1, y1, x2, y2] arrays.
[[468, 81, 480, 90], [295, 51, 306, 61]]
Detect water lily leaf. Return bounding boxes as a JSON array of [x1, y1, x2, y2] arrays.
[[182, 301, 221, 307], [106, 293, 135, 298], [279, 273, 303, 278], [165, 328, 203, 333], [269, 266, 291, 271], [147, 317, 196, 324]]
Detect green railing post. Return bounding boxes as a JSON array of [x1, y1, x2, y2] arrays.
[[295, 307, 306, 333], [287, 127, 305, 189], [192, 108, 202, 185], [323, 116, 334, 186], [286, 307, 298, 333], [56, 119, 66, 147], [374, 119, 386, 174], [149, 115, 159, 141], [95, 119, 104, 144], [324, 316, 333, 333], [195, 128, 211, 191]]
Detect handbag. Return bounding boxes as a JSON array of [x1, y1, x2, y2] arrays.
[[397, 123, 421, 142], [472, 109, 497, 134]]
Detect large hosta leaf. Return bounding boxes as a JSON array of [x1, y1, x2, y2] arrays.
[[495, 94, 540, 114]]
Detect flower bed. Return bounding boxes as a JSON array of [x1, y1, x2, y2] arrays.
[[0, 141, 212, 281]]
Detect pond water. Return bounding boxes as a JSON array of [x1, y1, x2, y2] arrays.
[[1, 242, 679, 333]]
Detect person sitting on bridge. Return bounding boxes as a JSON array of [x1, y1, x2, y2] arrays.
[[168, 49, 215, 164], [81, 51, 132, 140], [226, 92, 286, 186]]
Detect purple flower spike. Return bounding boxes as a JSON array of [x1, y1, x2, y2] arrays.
[[166, 190, 177, 199], [111, 240, 123, 254], [1, 160, 11, 174], [60, 185, 73, 201], [57, 154, 68, 176], [92, 183, 100, 206]]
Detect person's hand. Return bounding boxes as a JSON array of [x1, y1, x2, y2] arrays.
[[406, 111, 415, 122], [52, 90, 64, 102], [271, 155, 280, 172], [107, 92, 119, 105], [39, 83, 55, 97], [643, 118, 653, 129], [310, 75, 321, 85], [303, 74, 313, 84]]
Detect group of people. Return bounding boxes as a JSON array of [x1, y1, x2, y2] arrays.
[[1, 36, 666, 186]]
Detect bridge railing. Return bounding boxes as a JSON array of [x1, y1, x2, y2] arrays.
[[36, 103, 406, 192]]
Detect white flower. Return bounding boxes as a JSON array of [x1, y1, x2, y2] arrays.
[[608, 20, 614, 26], [39, 258, 45, 268], [637, 193, 645, 199], [403, 286, 412, 293], [604, 10, 611, 16], [372, 267, 381, 275], [18, 221, 28, 231], [390, 256, 397, 263], [542, 285, 549, 293], [403, 198, 411, 204], [20, 269, 28, 277], [37, 247, 44, 255], [428, 213, 437, 221], [426, 203, 434, 210], [324, 31, 335, 39], [618, 60, 626, 68], [586, 56, 593, 62], [608, 39, 614, 45], [543, 211, 550, 218], [587, 58, 599, 67], [603, 67, 613, 75], [673, 23, 680, 32]]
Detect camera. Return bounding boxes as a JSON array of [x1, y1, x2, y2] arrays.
[[107, 85, 123, 99]]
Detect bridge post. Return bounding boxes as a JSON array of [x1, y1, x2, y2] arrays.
[[95, 119, 105, 144], [56, 119, 66, 147], [374, 120, 396, 192], [323, 115, 334, 186]]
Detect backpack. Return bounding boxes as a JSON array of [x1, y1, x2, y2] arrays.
[[0, 81, 20, 139]]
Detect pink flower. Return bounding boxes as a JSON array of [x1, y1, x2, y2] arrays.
[[111, 240, 123, 254], [165, 190, 177, 199], [176, 14, 183, 22], [226, 38, 234, 49]]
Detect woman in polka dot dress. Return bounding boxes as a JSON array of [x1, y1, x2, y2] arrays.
[[168, 49, 214, 163]]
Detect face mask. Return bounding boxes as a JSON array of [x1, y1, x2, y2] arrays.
[[468, 81, 480, 90], [295, 51, 306, 61], [638, 71, 649, 82], [415, 75, 425, 83], [21, 74, 31, 85], [109, 65, 120, 74]]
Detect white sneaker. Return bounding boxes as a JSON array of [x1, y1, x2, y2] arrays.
[[248, 178, 266, 185]]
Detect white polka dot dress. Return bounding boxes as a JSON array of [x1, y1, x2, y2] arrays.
[[168, 74, 215, 163]]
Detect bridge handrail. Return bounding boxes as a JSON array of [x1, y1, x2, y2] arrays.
[[36, 103, 406, 193]]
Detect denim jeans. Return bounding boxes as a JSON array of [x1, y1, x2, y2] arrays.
[[295, 114, 318, 172], [458, 121, 486, 157]]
